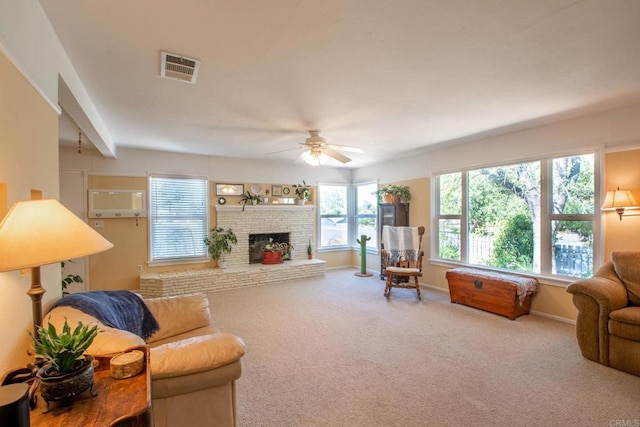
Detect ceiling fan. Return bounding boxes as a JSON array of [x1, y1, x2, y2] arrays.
[[274, 130, 364, 165]]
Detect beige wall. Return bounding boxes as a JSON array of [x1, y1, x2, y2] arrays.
[[603, 150, 640, 257], [0, 51, 60, 375]]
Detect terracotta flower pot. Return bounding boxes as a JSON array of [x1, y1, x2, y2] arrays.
[[262, 252, 283, 264]]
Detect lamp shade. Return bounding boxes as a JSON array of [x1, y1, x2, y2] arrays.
[[0, 199, 113, 272], [601, 189, 640, 211]]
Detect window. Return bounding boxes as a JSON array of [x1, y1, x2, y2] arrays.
[[438, 172, 462, 261], [318, 182, 378, 250], [149, 174, 209, 263], [434, 152, 598, 278], [318, 184, 348, 248], [355, 182, 378, 249]]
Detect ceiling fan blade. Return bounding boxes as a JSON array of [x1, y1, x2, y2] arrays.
[[326, 143, 364, 153], [265, 147, 303, 155], [323, 148, 352, 164]]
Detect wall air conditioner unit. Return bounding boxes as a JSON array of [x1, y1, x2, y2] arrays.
[[160, 51, 200, 84], [89, 190, 147, 219]]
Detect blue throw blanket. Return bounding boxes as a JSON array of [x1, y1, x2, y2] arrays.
[[51, 290, 160, 340]]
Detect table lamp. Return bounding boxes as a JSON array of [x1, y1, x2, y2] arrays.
[[0, 199, 113, 339]]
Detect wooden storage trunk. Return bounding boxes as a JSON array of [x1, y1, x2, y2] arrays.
[[446, 268, 538, 320]]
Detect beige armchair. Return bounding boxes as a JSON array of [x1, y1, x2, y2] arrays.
[[44, 292, 246, 426], [566, 251, 640, 377]]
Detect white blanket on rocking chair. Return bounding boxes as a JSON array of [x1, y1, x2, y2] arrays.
[[382, 226, 420, 264]]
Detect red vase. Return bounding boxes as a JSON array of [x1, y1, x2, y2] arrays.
[[262, 252, 283, 264]]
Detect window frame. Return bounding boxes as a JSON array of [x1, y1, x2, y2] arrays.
[[317, 183, 350, 250], [148, 173, 210, 266], [432, 149, 603, 282], [317, 181, 378, 251], [353, 181, 378, 251]]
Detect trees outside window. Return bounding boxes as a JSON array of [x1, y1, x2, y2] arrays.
[[318, 184, 348, 248], [355, 182, 377, 249], [318, 182, 378, 250], [435, 153, 597, 278]]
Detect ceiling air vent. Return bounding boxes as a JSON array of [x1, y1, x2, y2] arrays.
[[160, 51, 201, 84]]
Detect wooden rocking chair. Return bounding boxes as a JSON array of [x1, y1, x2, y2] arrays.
[[381, 226, 425, 300]]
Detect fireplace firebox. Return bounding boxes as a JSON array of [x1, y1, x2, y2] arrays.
[[248, 232, 290, 264]]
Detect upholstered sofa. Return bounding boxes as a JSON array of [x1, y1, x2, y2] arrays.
[[567, 251, 640, 376], [43, 292, 246, 427]]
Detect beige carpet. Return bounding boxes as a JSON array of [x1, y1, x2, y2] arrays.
[[208, 268, 640, 427]]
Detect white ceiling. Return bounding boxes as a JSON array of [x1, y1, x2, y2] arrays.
[[43, 0, 640, 168]]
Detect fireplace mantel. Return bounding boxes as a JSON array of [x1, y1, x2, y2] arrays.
[[215, 205, 315, 212]]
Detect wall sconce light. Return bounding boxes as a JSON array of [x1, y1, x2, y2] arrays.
[[601, 187, 640, 221], [0, 199, 113, 339]]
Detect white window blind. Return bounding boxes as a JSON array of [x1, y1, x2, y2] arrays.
[[149, 175, 209, 262]]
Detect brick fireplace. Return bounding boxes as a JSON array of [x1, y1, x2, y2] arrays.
[[215, 205, 315, 267]]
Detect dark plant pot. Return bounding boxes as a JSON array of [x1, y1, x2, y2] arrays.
[[262, 252, 283, 264], [37, 355, 96, 412]]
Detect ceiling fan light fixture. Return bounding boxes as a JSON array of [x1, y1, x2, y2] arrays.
[[302, 149, 328, 166]]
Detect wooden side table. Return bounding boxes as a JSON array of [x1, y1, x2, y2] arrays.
[[30, 345, 152, 427]]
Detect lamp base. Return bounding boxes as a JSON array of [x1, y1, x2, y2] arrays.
[[27, 266, 45, 340]]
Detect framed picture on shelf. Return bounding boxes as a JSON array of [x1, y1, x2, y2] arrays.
[[216, 184, 243, 196], [272, 185, 283, 196]]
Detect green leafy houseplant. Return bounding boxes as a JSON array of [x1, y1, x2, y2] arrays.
[[61, 260, 83, 296], [263, 238, 289, 254], [292, 181, 311, 201], [374, 184, 411, 204], [262, 238, 290, 264], [239, 191, 261, 210], [204, 227, 238, 265], [30, 319, 100, 375]]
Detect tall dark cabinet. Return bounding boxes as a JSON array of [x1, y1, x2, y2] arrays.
[[379, 203, 409, 279]]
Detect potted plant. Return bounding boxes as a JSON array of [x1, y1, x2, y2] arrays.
[[292, 181, 311, 205], [239, 191, 261, 210], [374, 184, 411, 204], [262, 238, 288, 264], [204, 227, 238, 269], [307, 240, 313, 259], [30, 319, 100, 410]]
